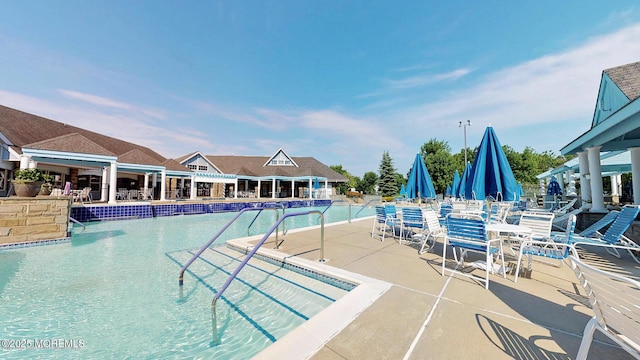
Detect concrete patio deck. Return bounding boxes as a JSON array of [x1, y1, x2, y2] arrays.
[[245, 217, 639, 359]]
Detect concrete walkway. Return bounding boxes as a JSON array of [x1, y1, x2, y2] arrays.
[[244, 217, 639, 359]]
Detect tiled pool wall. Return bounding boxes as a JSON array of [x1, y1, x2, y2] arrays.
[[71, 199, 331, 222]]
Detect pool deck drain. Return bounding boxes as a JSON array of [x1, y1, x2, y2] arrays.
[[234, 217, 640, 360]]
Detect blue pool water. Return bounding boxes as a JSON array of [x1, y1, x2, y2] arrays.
[[0, 205, 374, 359]]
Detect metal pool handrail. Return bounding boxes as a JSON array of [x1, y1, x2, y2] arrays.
[[69, 216, 85, 232], [355, 198, 378, 217], [247, 203, 286, 238], [178, 207, 280, 286], [322, 199, 345, 214], [210, 210, 325, 345]]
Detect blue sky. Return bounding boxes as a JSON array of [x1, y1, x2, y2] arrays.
[[1, 1, 639, 177]]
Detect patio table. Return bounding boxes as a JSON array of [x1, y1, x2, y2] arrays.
[[486, 223, 532, 255]]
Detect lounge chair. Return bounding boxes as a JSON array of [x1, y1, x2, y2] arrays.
[[441, 213, 505, 289], [514, 214, 576, 282], [577, 210, 619, 238], [571, 205, 640, 264], [568, 255, 640, 359], [551, 208, 583, 231]]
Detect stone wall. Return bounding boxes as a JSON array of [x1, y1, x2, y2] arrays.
[[0, 197, 72, 245]]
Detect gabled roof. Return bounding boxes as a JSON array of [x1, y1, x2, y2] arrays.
[[174, 151, 223, 173], [604, 61, 640, 102], [162, 158, 192, 172], [23, 133, 115, 156], [263, 148, 298, 167], [118, 149, 163, 166], [0, 104, 166, 162], [206, 154, 348, 181]]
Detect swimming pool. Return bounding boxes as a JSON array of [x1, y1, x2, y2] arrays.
[[0, 205, 374, 359]]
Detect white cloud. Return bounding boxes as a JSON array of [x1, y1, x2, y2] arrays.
[[385, 68, 472, 89]]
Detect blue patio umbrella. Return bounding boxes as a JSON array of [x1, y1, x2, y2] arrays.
[[547, 176, 563, 196], [399, 183, 407, 197], [458, 162, 472, 199], [465, 125, 518, 201], [515, 182, 524, 201], [406, 153, 436, 200], [445, 184, 452, 197], [451, 170, 461, 198]]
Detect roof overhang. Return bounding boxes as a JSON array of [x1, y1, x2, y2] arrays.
[[537, 150, 631, 179], [22, 148, 117, 167], [561, 99, 640, 155], [118, 162, 165, 173]]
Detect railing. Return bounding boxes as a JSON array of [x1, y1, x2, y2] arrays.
[[68, 216, 85, 232], [178, 207, 280, 286], [210, 210, 325, 345], [322, 199, 345, 214], [355, 198, 378, 217], [247, 203, 286, 241]]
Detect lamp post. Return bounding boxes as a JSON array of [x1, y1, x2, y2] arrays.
[[459, 120, 471, 164]]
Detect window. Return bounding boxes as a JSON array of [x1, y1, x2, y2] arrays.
[[198, 165, 208, 171], [188, 164, 197, 170]]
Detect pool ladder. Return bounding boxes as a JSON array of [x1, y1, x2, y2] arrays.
[[178, 207, 282, 287], [209, 210, 325, 345]]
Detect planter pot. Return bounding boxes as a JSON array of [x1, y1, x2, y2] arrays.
[[40, 185, 52, 196], [12, 181, 44, 197]]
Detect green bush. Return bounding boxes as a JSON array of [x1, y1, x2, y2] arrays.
[[13, 168, 45, 182]]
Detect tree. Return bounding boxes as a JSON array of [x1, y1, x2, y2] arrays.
[[358, 171, 378, 194], [378, 151, 397, 196], [330, 164, 359, 194], [419, 139, 456, 195]]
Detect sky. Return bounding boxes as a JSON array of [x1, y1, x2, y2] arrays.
[[1, 1, 640, 177]]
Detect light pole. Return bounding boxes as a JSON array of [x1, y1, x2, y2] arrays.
[[459, 120, 471, 164]]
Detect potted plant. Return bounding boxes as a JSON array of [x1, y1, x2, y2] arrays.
[[12, 168, 45, 197], [40, 174, 55, 196]]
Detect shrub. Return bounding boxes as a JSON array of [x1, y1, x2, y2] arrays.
[[13, 168, 45, 182]]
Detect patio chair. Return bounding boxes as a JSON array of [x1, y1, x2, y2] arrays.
[[400, 207, 426, 244], [371, 206, 398, 242], [554, 198, 578, 215], [571, 205, 640, 264], [514, 214, 576, 282], [419, 209, 446, 254], [518, 211, 554, 241], [441, 213, 505, 290], [568, 255, 640, 360], [551, 208, 583, 231], [577, 210, 619, 238], [74, 187, 92, 204]]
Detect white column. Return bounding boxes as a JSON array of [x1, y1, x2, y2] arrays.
[[308, 179, 313, 199], [272, 178, 276, 199], [630, 147, 640, 205], [257, 180, 261, 198], [108, 161, 117, 204], [144, 173, 150, 199], [101, 166, 109, 202], [324, 180, 329, 199], [190, 175, 197, 199], [587, 146, 605, 211], [577, 151, 591, 208], [160, 170, 167, 201], [234, 178, 238, 198], [610, 174, 619, 196], [291, 180, 295, 198], [565, 169, 576, 196], [19, 155, 31, 170]]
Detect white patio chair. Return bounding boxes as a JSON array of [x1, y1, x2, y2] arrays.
[[75, 187, 92, 204], [514, 214, 576, 282], [568, 255, 640, 360], [419, 209, 446, 254], [441, 213, 505, 290], [518, 211, 554, 240]]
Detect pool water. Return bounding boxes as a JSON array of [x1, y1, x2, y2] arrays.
[[0, 205, 373, 359]]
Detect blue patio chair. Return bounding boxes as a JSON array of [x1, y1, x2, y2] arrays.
[[568, 255, 640, 360], [371, 206, 398, 242], [441, 213, 505, 289], [577, 210, 619, 238], [514, 214, 576, 282], [439, 203, 453, 225], [400, 207, 425, 244], [571, 205, 640, 264]]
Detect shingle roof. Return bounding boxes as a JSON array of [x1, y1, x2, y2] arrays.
[[161, 158, 192, 172], [604, 61, 640, 102], [118, 149, 163, 166], [205, 155, 348, 181], [0, 104, 166, 162], [23, 133, 115, 156]]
